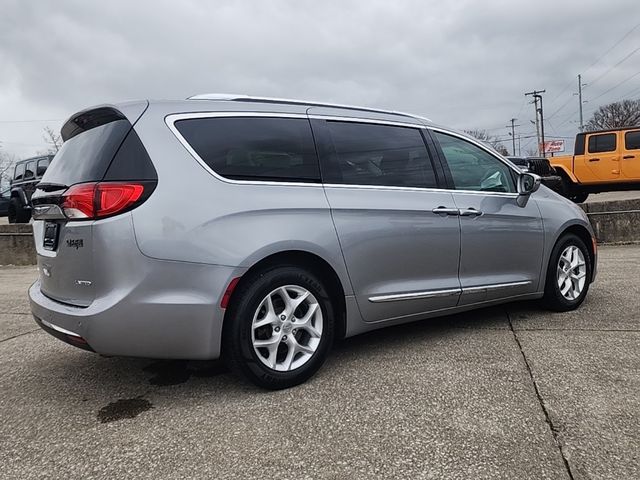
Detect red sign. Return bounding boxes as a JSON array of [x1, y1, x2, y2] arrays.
[[541, 140, 565, 153]]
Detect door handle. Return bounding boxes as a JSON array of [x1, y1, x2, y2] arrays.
[[588, 158, 600, 162], [459, 208, 483, 217], [623, 155, 635, 159], [432, 206, 459, 216]]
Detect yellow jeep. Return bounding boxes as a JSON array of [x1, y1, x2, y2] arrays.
[[550, 126, 640, 202]]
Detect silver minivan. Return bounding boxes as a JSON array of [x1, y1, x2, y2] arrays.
[[29, 95, 596, 389]]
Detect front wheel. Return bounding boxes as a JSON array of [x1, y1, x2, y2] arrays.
[[8, 198, 30, 223], [543, 234, 592, 311], [223, 266, 335, 389]]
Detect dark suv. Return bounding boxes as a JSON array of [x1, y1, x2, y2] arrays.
[[507, 156, 562, 193], [8, 155, 53, 223]]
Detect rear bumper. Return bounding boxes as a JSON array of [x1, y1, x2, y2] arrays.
[[29, 259, 245, 360]]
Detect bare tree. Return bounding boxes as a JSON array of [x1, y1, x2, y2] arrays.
[[585, 99, 640, 131], [524, 147, 538, 157], [463, 129, 509, 155], [42, 126, 63, 154], [0, 149, 16, 190]]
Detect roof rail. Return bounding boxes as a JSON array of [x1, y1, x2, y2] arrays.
[[186, 93, 432, 122]]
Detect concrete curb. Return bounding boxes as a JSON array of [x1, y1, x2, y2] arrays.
[[580, 199, 640, 244], [1, 198, 639, 265], [0, 224, 36, 266]]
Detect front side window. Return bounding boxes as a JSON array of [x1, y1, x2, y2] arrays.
[[322, 121, 438, 188], [625, 131, 640, 150], [13, 163, 25, 182], [175, 117, 320, 183], [588, 133, 616, 153], [432, 131, 516, 193]]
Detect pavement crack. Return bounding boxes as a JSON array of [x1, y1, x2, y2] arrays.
[[506, 309, 576, 480], [0, 328, 41, 344]]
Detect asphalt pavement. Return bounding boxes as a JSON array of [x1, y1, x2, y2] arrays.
[[0, 246, 638, 479]]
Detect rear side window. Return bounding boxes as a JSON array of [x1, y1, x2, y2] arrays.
[[588, 133, 616, 153], [322, 121, 438, 188], [625, 131, 640, 150], [24, 161, 36, 179], [175, 117, 320, 183], [14, 163, 25, 181]]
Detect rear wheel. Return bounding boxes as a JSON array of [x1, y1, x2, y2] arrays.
[[8, 198, 30, 224], [543, 233, 591, 311], [223, 266, 335, 389]]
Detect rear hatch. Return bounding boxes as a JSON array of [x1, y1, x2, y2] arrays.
[[32, 104, 156, 307]]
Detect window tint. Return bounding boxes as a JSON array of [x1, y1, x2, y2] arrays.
[[322, 121, 437, 188], [14, 163, 25, 182], [24, 161, 36, 179], [588, 133, 616, 153], [175, 117, 320, 183], [433, 131, 516, 193], [42, 119, 132, 187], [36, 158, 50, 176], [625, 131, 640, 150]]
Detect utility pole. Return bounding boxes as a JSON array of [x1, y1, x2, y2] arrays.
[[578, 74, 584, 132], [525, 89, 546, 156], [506, 118, 520, 156]]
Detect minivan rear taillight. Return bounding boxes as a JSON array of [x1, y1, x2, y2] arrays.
[[62, 181, 153, 220]]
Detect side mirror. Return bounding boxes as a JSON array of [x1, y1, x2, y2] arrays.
[[516, 172, 541, 207]]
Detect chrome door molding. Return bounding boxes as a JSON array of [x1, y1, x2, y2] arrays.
[[369, 288, 461, 303], [368, 280, 533, 303]]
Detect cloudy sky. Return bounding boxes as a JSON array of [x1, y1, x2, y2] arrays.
[[1, 0, 639, 160]]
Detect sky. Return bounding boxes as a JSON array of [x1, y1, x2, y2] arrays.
[[1, 0, 639, 162]]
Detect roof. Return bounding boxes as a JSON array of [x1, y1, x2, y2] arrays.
[[578, 125, 640, 135], [186, 93, 432, 123]]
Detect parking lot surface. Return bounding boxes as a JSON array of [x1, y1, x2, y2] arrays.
[[1, 246, 638, 479]]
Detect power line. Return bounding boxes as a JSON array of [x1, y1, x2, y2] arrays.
[[587, 47, 640, 88], [582, 22, 640, 76], [590, 69, 640, 102]]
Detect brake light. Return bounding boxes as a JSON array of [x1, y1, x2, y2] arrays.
[[62, 182, 149, 220]]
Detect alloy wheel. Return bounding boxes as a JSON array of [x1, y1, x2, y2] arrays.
[[556, 245, 587, 300], [251, 285, 323, 372]]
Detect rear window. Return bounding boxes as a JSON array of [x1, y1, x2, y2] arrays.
[[41, 120, 131, 187], [588, 133, 616, 153], [36, 157, 50, 176], [625, 131, 640, 150], [174, 117, 320, 183]]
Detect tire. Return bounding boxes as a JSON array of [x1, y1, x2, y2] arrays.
[[559, 177, 588, 203], [569, 192, 589, 204], [8, 197, 30, 223], [543, 233, 592, 312], [223, 265, 336, 389]]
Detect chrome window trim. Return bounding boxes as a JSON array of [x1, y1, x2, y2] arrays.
[[369, 280, 532, 303], [308, 114, 427, 129], [165, 112, 325, 188], [165, 111, 519, 197], [428, 126, 523, 193]]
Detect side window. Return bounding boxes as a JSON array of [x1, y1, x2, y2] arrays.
[[322, 121, 438, 188], [625, 131, 640, 150], [36, 158, 50, 176], [588, 133, 616, 153], [24, 161, 36, 179], [433, 131, 516, 193], [175, 117, 320, 182], [14, 163, 25, 182]]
